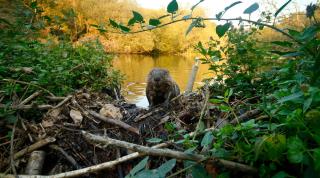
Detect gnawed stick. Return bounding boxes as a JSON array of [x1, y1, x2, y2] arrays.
[[88, 110, 140, 135], [83, 131, 257, 174], [25, 151, 46, 175], [186, 58, 199, 93], [19, 91, 42, 105], [14, 137, 56, 160]]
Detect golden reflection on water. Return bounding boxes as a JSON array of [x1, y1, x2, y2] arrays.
[[113, 54, 213, 107]]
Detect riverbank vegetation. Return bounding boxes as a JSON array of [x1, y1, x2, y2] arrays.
[[0, 0, 319, 177], [24, 0, 217, 54]]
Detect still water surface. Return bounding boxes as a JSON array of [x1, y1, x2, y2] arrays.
[[113, 54, 213, 108]]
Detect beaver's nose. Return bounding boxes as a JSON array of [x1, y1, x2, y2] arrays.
[[154, 77, 160, 82]]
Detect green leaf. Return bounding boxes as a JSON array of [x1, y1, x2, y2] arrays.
[[186, 20, 197, 36], [287, 29, 300, 37], [157, 159, 176, 177], [146, 138, 162, 143], [7, 131, 13, 138], [149, 19, 161, 26], [313, 148, 320, 171], [282, 51, 303, 57], [109, 19, 119, 28], [132, 11, 144, 22], [225, 1, 242, 11], [201, 131, 214, 147], [209, 99, 223, 104], [191, 165, 211, 178], [216, 22, 231, 38], [128, 18, 136, 26], [299, 25, 319, 40], [191, 0, 204, 11], [287, 137, 305, 164], [6, 115, 17, 124], [218, 105, 231, 112], [271, 41, 293, 47], [272, 171, 292, 178], [224, 88, 233, 99], [119, 24, 130, 32], [198, 121, 205, 132], [167, 0, 178, 13], [243, 2, 259, 14], [135, 170, 159, 178], [128, 156, 149, 176], [277, 92, 303, 103], [30, 1, 38, 9], [303, 97, 313, 113], [275, 0, 292, 17], [216, 12, 223, 20]]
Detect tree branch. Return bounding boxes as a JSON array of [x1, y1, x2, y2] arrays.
[[112, 17, 300, 44]]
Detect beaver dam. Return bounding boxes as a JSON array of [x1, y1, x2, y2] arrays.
[[0, 71, 262, 178]]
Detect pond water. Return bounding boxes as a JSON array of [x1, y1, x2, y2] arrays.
[[113, 54, 213, 108]]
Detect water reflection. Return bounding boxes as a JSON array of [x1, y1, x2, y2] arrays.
[[113, 54, 213, 107]]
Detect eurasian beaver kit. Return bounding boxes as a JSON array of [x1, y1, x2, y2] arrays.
[[146, 68, 180, 107]]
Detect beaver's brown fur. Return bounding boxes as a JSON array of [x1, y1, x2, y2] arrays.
[[146, 68, 180, 107]]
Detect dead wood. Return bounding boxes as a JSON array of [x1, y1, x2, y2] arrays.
[[14, 137, 56, 160], [134, 107, 162, 122], [19, 91, 42, 105], [0, 143, 169, 178], [45, 96, 67, 101], [186, 58, 199, 93], [0, 104, 53, 110], [83, 131, 257, 174], [25, 151, 46, 175], [53, 95, 72, 109], [49, 145, 80, 169], [88, 110, 140, 135]]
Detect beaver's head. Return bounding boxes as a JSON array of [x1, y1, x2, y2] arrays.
[[148, 68, 172, 87]]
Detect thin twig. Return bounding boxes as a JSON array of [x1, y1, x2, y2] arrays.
[[14, 137, 56, 160], [88, 110, 140, 135], [9, 118, 18, 176], [53, 95, 72, 109], [0, 104, 53, 110], [192, 86, 210, 141], [45, 96, 67, 101], [50, 145, 81, 169], [19, 91, 42, 105], [2, 79, 55, 96]]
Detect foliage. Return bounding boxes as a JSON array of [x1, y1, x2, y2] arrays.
[[118, 0, 320, 177], [0, 0, 122, 122], [35, 0, 217, 54], [126, 157, 176, 178]]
